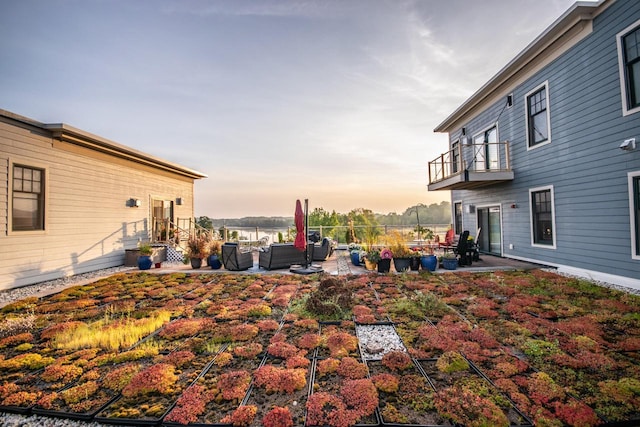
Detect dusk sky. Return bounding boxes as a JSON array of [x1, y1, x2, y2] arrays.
[[0, 0, 589, 218]]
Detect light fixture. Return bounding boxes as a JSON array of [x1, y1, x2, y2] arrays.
[[507, 94, 513, 107], [620, 138, 636, 151], [128, 198, 141, 208], [176, 197, 183, 205], [461, 127, 466, 136]]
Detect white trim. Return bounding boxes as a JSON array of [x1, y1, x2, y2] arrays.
[[7, 157, 49, 236], [617, 18, 640, 116], [506, 254, 640, 292], [629, 171, 640, 260], [529, 185, 556, 249], [525, 81, 552, 150]]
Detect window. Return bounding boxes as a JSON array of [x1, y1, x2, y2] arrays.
[[472, 126, 498, 170], [530, 186, 555, 248], [454, 201, 462, 234], [629, 172, 640, 259], [12, 165, 45, 231], [525, 82, 551, 148], [451, 140, 460, 174], [618, 21, 640, 115]]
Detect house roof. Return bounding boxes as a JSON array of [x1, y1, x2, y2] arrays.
[[434, 0, 609, 133], [1, 109, 207, 179]]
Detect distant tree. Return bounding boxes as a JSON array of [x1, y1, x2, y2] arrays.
[[308, 208, 341, 240], [196, 216, 213, 230]]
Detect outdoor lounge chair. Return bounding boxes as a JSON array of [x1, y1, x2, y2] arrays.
[[259, 243, 314, 270], [439, 228, 458, 252], [221, 243, 253, 271], [453, 230, 472, 266], [312, 237, 334, 261]]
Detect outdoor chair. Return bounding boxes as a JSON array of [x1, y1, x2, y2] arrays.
[[221, 243, 253, 271], [439, 228, 458, 253], [453, 230, 472, 266], [313, 237, 334, 261], [469, 227, 481, 261]]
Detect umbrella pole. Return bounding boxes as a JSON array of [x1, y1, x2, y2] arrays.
[[304, 198, 309, 269]]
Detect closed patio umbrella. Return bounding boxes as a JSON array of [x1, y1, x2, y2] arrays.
[[294, 199, 306, 252]]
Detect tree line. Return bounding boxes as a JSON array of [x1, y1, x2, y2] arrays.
[[196, 201, 451, 231]]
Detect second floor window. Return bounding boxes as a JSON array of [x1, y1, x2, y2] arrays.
[[526, 83, 550, 148], [622, 25, 640, 111]]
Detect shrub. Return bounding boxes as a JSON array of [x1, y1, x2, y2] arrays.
[[222, 405, 257, 427], [316, 358, 341, 377], [298, 333, 322, 350], [164, 350, 196, 368], [371, 373, 400, 393], [216, 370, 251, 401], [253, 365, 307, 394], [262, 406, 294, 427], [436, 351, 469, 373], [340, 378, 378, 417], [336, 357, 368, 379], [381, 351, 413, 371], [267, 342, 300, 359], [325, 332, 358, 358], [233, 343, 263, 359], [230, 324, 259, 341], [164, 384, 213, 425], [121, 363, 177, 397]]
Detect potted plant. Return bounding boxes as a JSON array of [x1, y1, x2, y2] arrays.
[[378, 248, 393, 273], [186, 235, 208, 269], [409, 249, 421, 271], [348, 243, 363, 266], [208, 240, 223, 269], [441, 252, 458, 270], [364, 249, 380, 271], [137, 243, 153, 270], [420, 249, 438, 272]]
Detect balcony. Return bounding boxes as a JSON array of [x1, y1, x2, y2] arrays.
[[428, 141, 514, 191]]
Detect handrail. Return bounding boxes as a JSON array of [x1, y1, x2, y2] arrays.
[[428, 140, 511, 184]]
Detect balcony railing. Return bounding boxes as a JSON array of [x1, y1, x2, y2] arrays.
[[428, 140, 514, 191]]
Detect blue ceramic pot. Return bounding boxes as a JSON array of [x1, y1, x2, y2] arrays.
[[350, 251, 361, 266], [208, 254, 222, 269], [137, 255, 153, 270], [420, 255, 437, 271]]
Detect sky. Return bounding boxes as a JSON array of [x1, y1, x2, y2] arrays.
[[0, 0, 588, 218]]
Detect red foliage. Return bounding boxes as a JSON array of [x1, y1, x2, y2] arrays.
[[230, 324, 259, 341], [286, 355, 310, 369], [253, 365, 307, 394], [159, 318, 210, 339], [325, 332, 358, 358], [221, 405, 257, 427], [316, 358, 340, 377], [371, 373, 400, 393], [267, 342, 301, 359], [216, 370, 252, 401], [262, 406, 294, 427], [294, 318, 319, 330], [164, 384, 213, 424], [121, 363, 177, 397], [256, 319, 280, 331], [164, 350, 196, 368], [233, 343, 263, 359], [297, 333, 322, 350], [381, 351, 413, 371], [340, 378, 378, 417], [336, 357, 368, 379]]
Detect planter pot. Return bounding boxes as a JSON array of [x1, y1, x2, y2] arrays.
[[393, 257, 411, 272], [409, 257, 421, 271], [420, 255, 437, 272], [350, 251, 361, 266], [190, 257, 203, 269], [364, 259, 377, 271], [377, 258, 391, 273], [208, 254, 222, 269], [137, 255, 153, 270], [442, 257, 458, 270]]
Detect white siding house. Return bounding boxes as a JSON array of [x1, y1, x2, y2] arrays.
[[429, 0, 640, 290], [0, 109, 206, 290]]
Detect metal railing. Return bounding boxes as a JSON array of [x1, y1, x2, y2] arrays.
[[428, 141, 511, 184]]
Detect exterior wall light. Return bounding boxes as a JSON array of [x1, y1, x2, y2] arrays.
[[128, 198, 141, 207]]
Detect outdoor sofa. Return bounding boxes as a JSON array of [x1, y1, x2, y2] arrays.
[[222, 243, 254, 271], [259, 243, 314, 270]]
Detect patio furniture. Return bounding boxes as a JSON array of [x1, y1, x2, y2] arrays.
[[469, 228, 481, 261], [313, 237, 334, 261], [453, 230, 473, 266], [439, 228, 458, 253], [259, 243, 314, 270], [222, 243, 254, 271]]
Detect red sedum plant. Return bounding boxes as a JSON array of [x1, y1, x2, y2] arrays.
[[262, 406, 294, 427]]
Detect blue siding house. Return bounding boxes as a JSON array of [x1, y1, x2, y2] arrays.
[[429, 0, 640, 291]]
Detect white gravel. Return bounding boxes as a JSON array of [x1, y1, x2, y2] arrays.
[[356, 324, 407, 360]]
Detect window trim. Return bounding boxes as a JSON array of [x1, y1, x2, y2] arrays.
[[8, 159, 48, 235], [617, 19, 640, 116], [525, 81, 551, 150], [629, 171, 640, 260], [529, 185, 556, 249], [471, 124, 500, 171]]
